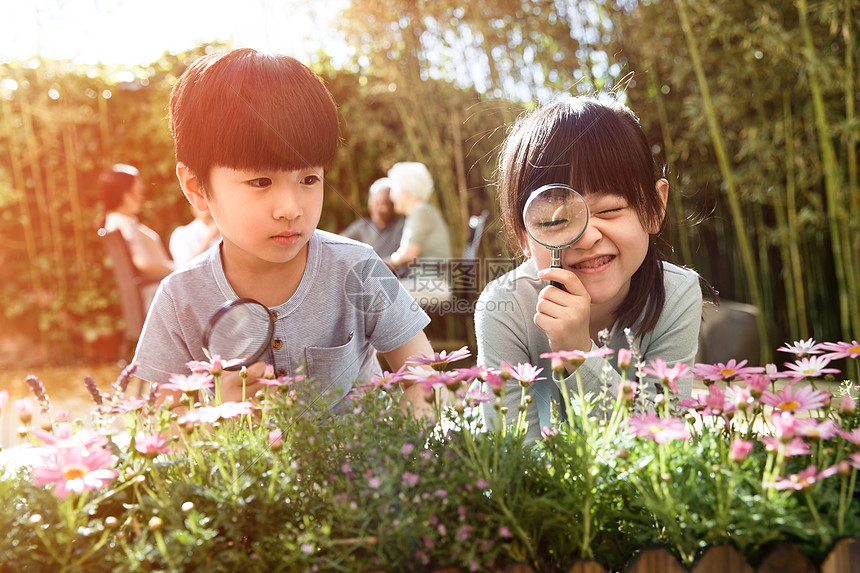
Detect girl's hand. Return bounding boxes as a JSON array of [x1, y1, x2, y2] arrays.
[[220, 361, 268, 402], [534, 267, 592, 354]]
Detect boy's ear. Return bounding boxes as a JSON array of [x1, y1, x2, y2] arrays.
[[650, 178, 670, 234], [176, 163, 208, 211]]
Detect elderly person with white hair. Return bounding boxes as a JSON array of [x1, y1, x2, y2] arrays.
[[384, 161, 453, 307], [340, 177, 404, 259]]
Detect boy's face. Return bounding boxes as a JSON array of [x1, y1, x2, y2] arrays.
[[179, 164, 324, 271]]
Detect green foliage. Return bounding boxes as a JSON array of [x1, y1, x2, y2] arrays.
[[1, 346, 859, 571]]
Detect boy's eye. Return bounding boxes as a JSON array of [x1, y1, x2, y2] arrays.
[[248, 178, 272, 188]]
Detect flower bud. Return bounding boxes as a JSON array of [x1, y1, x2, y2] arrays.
[[148, 516, 163, 531], [268, 429, 283, 451], [105, 516, 119, 528], [181, 502, 195, 513]]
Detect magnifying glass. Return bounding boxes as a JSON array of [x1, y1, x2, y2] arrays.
[[202, 298, 276, 371], [523, 184, 590, 289]]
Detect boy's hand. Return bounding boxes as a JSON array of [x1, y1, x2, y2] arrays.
[[534, 267, 592, 355], [219, 361, 269, 402]]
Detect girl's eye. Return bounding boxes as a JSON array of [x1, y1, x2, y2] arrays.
[[301, 174, 322, 186], [248, 178, 272, 188]]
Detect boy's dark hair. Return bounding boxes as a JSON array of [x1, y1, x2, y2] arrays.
[[98, 164, 140, 211], [169, 48, 339, 190], [498, 96, 667, 336]]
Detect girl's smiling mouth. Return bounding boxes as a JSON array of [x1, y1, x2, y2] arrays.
[[571, 255, 614, 271]]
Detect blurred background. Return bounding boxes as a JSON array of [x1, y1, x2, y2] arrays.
[[0, 0, 857, 378]]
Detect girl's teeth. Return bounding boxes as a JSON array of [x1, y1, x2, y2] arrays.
[[574, 256, 611, 269]]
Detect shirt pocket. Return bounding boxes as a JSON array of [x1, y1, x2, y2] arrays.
[[303, 331, 361, 411]]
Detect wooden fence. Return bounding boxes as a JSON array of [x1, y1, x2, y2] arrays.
[[368, 538, 860, 573]]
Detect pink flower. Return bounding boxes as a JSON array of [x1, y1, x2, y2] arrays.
[[838, 428, 860, 445], [726, 384, 754, 411], [643, 358, 690, 393], [186, 355, 243, 375], [31, 423, 107, 450], [777, 338, 823, 357], [361, 365, 408, 393], [31, 446, 118, 498], [703, 384, 736, 416], [181, 401, 254, 424], [451, 365, 488, 387], [693, 359, 764, 383], [160, 372, 215, 394], [782, 356, 841, 381], [15, 397, 34, 424], [760, 384, 829, 412], [627, 413, 690, 443], [402, 471, 420, 487], [765, 465, 837, 491], [464, 388, 493, 407], [840, 394, 857, 415], [848, 453, 860, 470], [481, 369, 506, 396], [760, 436, 811, 457], [771, 411, 797, 442], [115, 397, 147, 414], [744, 374, 772, 397], [134, 433, 170, 458], [794, 418, 839, 441], [259, 374, 304, 388], [729, 438, 753, 463], [819, 340, 860, 360], [400, 443, 415, 455], [507, 362, 545, 387], [407, 346, 471, 371]]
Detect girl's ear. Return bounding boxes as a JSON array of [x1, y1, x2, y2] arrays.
[[176, 163, 208, 212], [650, 178, 670, 234]]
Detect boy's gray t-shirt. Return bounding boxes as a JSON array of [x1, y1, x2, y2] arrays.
[[133, 230, 430, 406]]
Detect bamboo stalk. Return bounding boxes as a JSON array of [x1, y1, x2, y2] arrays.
[[796, 0, 858, 343], [1, 90, 45, 353], [646, 68, 694, 267], [782, 92, 809, 338], [673, 0, 769, 362]]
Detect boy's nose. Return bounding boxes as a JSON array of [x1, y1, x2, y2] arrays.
[[272, 187, 303, 220]]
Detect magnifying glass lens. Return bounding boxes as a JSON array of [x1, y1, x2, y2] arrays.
[[523, 184, 589, 249], [202, 299, 275, 370]]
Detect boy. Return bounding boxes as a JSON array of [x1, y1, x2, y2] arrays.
[[132, 49, 434, 414]]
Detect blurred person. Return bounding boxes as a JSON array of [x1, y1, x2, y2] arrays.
[[340, 177, 404, 259], [99, 163, 175, 308], [169, 204, 221, 266], [384, 161, 453, 307]]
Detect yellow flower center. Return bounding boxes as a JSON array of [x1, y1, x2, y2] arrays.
[[849, 344, 860, 353], [719, 368, 737, 377], [779, 400, 800, 411], [63, 464, 88, 480], [648, 425, 664, 435]]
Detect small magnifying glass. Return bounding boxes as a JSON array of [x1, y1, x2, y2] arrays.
[[202, 298, 276, 371], [523, 184, 590, 289]]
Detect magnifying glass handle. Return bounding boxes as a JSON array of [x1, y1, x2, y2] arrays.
[[549, 250, 567, 291]]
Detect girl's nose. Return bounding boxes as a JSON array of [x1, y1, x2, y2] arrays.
[[573, 219, 602, 250]]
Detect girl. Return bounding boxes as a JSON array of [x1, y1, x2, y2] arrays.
[[476, 96, 704, 442]]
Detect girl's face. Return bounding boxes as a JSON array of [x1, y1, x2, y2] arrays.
[[522, 180, 668, 311]]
